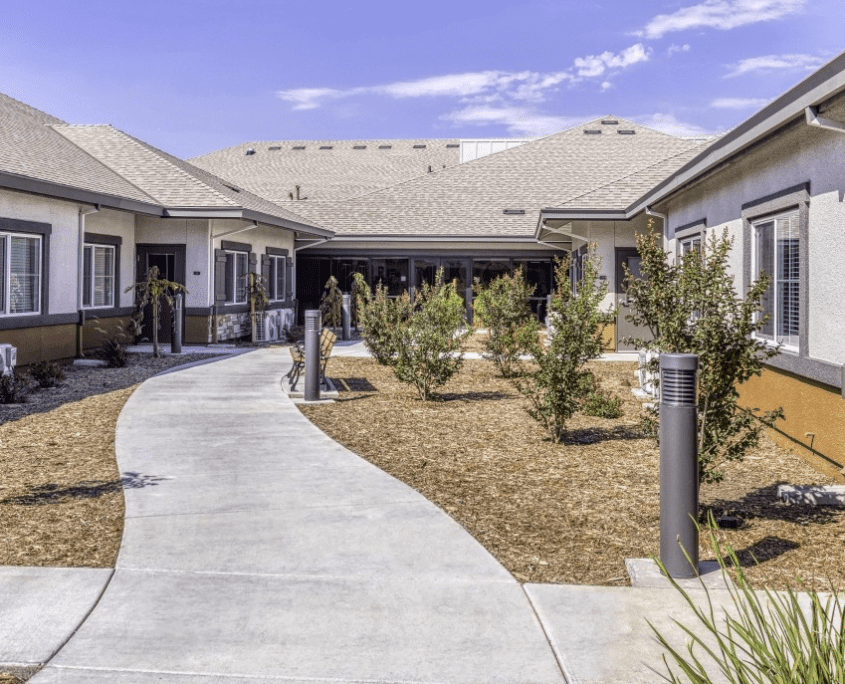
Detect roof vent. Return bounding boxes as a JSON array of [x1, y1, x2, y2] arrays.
[[245, 147, 256, 155], [601, 119, 619, 125], [353, 145, 366, 150], [378, 144, 392, 149], [446, 143, 459, 148], [268, 146, 281, 151], [503, 209, 526, 215], [584, 130, 602, 135], [319, 145, 333, 150], [292, 145, 306, 150], [617, 130, 636, 135], [413, 144, 426, 149]]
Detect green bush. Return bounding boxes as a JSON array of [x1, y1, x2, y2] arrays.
[[30, 361, 66, 388], [473, 267, 539, 377], [320, 275, 343, 331], [353, 272, 404, 366], [0, 371, 31, 404], [651, 521, 845, 683], [624, 222, 783, 483], [97, 336, 128, 368], [583, 390, 623, 418], [516, 251, 615, 441], [576, 370, 597, 398]]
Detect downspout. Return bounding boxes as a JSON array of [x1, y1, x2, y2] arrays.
[[77, 205, 100, 357]]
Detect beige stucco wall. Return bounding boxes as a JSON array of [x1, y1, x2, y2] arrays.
[[85, 208, 136, 308], [0, 188, 80, 316]]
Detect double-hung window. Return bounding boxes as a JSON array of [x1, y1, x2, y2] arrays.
[[82, 244, 115, 308], [269, 255, 286, 301], [753, 211, 800, 350], [679, 235, 702, 256], [0, 233, 41, 315], [225, 250, 248, 304]]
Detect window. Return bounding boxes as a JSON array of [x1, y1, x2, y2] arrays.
[[679, 235, 702, 255], [0, 233, 41, 315], [225, 250, 248, 304], [269, 255, 286, 301], [753, 211, 800, 349], [82, 244, 115, 308]]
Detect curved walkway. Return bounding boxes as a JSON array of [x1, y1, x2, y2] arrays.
[[30, 348, 566, 684]]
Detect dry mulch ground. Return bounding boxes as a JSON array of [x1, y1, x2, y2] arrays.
[[302, 353, 845, 591], [0, 352, 231, 567]]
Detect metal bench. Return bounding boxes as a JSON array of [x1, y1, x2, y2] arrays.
[[287, 328, 337, 391]]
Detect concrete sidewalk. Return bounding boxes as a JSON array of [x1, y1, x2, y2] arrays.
[[25, 347, 730, 684]]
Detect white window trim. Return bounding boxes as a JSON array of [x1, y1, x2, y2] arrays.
[[269, 255, 286, 302], [751, 210, 800, 353], [225, 249, 249, 305], [679, 235, 702, 256], [82, 243, 116, 309], [0, 232, 42, 317]]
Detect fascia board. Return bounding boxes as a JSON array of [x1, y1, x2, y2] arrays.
[[0, 171, 163, 215], [539, 208, 627, 221], [164, 207, 334, 239], [628, 50, 845, 216], [327, 235, 538, 242]]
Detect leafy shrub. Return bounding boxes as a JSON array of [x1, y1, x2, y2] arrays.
[[582, 390, 623, 418], [98, 336, 128, 368], [473, 267, 539, 377], [651, 520, 845, 683], [353, 272, 404, 366], [30, 361, 66, 388], [515, 251, 615, 442], [320, 275, 343, 331], [0, 371, 31, 404], [576, 370, 597, 398], [624, 222, 783, 483]]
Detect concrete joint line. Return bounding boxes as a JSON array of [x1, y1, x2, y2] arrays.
[[522, 585, 573, 684]]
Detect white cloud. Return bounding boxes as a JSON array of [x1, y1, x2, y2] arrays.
[[276, 87, 349, 111], [711, 97, 769, 108], [667, 43, 691, 56], [600, 81, 613, 92], [443, 106, 585, 137], [634, 113, 712, 137], [637, 0, 805, 40], [724, 53, 825, 77], [574, 44, 651, 78]]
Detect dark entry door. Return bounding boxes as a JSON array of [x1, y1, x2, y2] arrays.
[[135, 244, 186, 345], [615, 248, 652, 351]]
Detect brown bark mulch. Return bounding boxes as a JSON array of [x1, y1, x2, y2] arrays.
[[0, 352, 232, 568], [301, 355, 844, 591]]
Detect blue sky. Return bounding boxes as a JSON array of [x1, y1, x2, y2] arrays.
[[2, 0, 843, 159]]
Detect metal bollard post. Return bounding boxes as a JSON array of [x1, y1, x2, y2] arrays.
[[659, 353, 699, 579], [341, 293, 351, 341], [171, 294, 183, 354], [304, 309, 321, 402]]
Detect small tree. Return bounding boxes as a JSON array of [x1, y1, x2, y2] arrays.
[[516, 251, 615, 441], [320, 275, 343, 332], [625, 222, 782, 483], [126, 266, 188, 358], [247, 272, 270, 343], [353, 272, 404, 365], [473, 267, 539, 378]]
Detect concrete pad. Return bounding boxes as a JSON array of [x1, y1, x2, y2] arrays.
[[778, 484, 845, 505], [626, 558, 729, 590], [118, 501, 514, 582], [0, 566, 112, 665], [525, 584, 733, 684], [33, 669, 397, 684], [49, 570, 565, 684]]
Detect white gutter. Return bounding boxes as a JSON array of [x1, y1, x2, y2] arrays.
[[210, 220, 260, 241], [77, 205, 100, 311], [645, 207, 667, 222], [805, 106, 845, 134], [294, 238, 329, 253]]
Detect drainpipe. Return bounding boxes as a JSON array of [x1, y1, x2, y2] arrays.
[[77, 205, 100, 357]]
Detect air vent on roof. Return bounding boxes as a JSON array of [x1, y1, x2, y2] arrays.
[[503, 209, 526, 215], [413, 144, 426, 149], [378, 145, 392, 149], [446, 143, 459, 148], [601, 119, 619, 125], [268, 146, 281, 151], [584, 130, 602, 135], [353, 145, 367, 150], [292, 145, 306, 150], [617, 129, 636, 135], [245, 147, 255, 155], [319, 145, 333, 150]]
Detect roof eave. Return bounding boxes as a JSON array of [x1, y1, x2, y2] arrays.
[[163, 207, 335, 238], [327, 234, 539, 242]]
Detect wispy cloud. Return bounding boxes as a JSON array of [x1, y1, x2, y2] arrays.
[[667, 44, 691, 56], [634, 113, 713, 137], [442, 106, 586, 137], [637, 0, 805, 40], [723, 53, 825, 77], [573, 44, 651, 78], [711, 97, 770, 108]]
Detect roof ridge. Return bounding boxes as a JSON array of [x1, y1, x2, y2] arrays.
[[0, 91, 67, 125], [47, 125, 161, 205]]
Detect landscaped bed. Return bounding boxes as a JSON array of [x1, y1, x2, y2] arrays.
[[0, 352, 230, 567], [301, 353, 845, 591]]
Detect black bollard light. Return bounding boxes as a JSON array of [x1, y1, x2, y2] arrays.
[[659, 353, 699, 579], [342, 293, 351, 341], [171, 293, 183, 354], [304, 309, 321, 402]]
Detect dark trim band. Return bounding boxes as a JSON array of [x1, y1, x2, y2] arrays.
[[221, 240, 252, 252], [84, 232, 123, 246]]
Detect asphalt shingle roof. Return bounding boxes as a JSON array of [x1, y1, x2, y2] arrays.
[[284, 118, 705, 237], [189, 139, 462, 203]]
